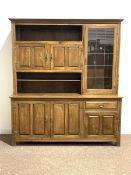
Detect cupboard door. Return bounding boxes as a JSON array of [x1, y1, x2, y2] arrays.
[[17, 103, 31, 135], [17, 46, 32, 68], [33, 103, 50, 135], [84, 112, 100, 135], [52, 45, 66, 69], [84, 111, 116, 136], [67, 46, 82, 69], [51, 102, 82, 138]]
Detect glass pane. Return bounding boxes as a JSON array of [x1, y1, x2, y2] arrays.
[[96, 54, 104, 65], [87, 28, 114, 89], [88, 66, 95, 78], [105, 54, 113, 65]]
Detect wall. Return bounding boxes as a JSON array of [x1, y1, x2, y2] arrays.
[[0, 0, 130, 134]]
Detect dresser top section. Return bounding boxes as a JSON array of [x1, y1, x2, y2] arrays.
[[9, 18, 123, 24]]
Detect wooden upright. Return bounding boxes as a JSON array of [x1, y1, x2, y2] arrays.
[[10, 19, 123, 145]]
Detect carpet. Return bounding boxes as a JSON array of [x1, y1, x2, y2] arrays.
[[0, 135, 131, 175]]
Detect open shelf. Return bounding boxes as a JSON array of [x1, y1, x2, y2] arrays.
[[16, 25, 82, 41], [17, 72, 81, 94]]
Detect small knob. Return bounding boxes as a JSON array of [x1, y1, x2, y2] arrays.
[[99, 105, 104, 108]]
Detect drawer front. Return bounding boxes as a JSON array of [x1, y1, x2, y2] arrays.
[[85, 101, 117, 109]]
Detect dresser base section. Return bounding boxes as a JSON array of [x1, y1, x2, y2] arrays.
[[11, 97, 122, 146]]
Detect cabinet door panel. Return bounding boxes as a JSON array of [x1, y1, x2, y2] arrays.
[[68, 104, 80, 135], [84, 111, 116, 137], [68, 46, 81, 68], [88, 116, 100, 135], [52, 46, 65, 68], [33, 103, 46, 135], [84, 113, 100, 135], [18, 103, 30, 135], [102, 116, 114, 135], [33, 46, 46, 67], [53, 104, 65, 135], [18, 46, 32, 68]]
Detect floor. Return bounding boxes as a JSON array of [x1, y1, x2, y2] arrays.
[[0, 135, 131, 175]]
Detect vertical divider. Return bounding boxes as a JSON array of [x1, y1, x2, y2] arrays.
[[65, 103, 68, 135], [30, 103, 33, 135]]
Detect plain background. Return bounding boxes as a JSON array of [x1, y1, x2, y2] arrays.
[[0, 0, 130, 134]]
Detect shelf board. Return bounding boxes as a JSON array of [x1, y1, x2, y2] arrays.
[[17, 79, 81, 82], [16, 70, 82, 73]]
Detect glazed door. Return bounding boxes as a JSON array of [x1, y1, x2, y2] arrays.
[[51, 102, 82, 138], [84, 111, 117, 136], [86, 24, 119, 95]]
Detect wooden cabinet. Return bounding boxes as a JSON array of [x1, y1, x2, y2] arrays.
[[10, 19, 122, 146]]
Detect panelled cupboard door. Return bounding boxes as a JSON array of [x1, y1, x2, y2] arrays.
[[16, 44, 50, 69], [84, 111, 117, 136], [51, 45, 82, 70], [14, 102, 50, 136], [51, 102, 82, 138]]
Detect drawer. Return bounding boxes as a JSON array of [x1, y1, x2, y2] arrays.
[[85, 101, 117, 109]]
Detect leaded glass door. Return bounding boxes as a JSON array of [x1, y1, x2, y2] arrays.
[[86, 24, 119, 94]]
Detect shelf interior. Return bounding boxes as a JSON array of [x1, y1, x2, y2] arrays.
[[17, 72, 81, 93], [16, 25, 82, 41]]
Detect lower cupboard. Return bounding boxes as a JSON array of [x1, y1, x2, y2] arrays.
[[11, 99, 121, 146]]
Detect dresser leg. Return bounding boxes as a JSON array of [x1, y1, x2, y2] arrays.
[[12, 135, 16, 146], [112, 140, 120, 146]]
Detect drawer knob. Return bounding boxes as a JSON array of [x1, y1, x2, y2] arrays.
[[99, 105, 104, 108]]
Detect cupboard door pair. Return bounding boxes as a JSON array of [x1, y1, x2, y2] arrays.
[[16, 44, 50, 69], [84, 111, 117, 136], [52, 45, 83, 70], [13, 101, 82, 138]]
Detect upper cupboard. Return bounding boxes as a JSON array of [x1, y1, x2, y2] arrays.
[[14, 24, 83, 70]]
